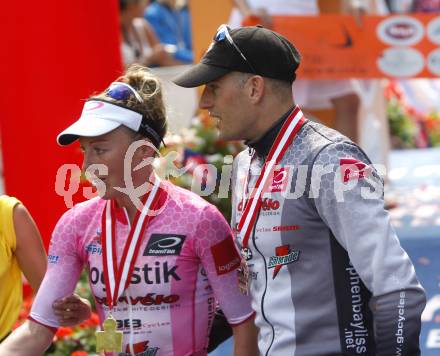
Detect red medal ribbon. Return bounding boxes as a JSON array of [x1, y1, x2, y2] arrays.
[[238, 106, 306, 248], [101, 179, 162, 309]]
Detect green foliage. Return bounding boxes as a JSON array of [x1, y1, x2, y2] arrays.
[[161, 116, 244, 222], [387, 98, 416, 148]]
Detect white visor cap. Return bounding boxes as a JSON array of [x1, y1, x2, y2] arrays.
[[57, 100, 143, 146]]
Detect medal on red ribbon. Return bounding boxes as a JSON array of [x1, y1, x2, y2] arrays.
[[236, 107, 305, 294], [96, 178, 162, 352]]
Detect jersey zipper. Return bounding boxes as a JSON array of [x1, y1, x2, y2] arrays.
[[252, 206, 275, 356]]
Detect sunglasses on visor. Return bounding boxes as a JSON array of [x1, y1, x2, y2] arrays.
[[104, 82, 167, 148], [106, 82, 144, 103]]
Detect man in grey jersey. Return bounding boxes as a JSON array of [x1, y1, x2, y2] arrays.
[[173, 24, 426, 356]]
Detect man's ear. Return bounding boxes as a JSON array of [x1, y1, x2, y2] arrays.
[[247, 75, 265, 104]]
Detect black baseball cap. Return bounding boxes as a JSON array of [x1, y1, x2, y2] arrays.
[[173, 25, 301, 88]]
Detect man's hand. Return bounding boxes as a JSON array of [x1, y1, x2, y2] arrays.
[[52, 294, 92, 326]]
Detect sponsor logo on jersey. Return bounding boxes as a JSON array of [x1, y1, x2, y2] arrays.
[[206, 296, 215, 339], [120, 340, 159, 356], [260, 198, 281, 216], [261, 198, 280, 211], [340, 158, 371, 183], [85, 230, 103, 255], [143, 234, 186, 256], [272, 225, 300, 232], [85, 243, 102, 255], [48, 254, 59, 264], [268, 168, 290, 193], [211, 236, 241, 275], [95, 293, 179, 307], [237, 198, 280, 213], [344, 262, 370, 353], [117, 318, 142, 330], [90, 262, 180, 288], [254, 225, 300, 234], [268, 245, 300, 279], [256, 226, 272, 233]]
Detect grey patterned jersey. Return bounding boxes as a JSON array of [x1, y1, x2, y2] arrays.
[[231, 119, 426, 356]]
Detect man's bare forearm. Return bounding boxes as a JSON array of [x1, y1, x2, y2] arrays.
[[0, 320, 54, 356]]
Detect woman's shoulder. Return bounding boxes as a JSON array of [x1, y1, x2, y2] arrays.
[[163, 181, 209, 206], [162, 181, 228, 222], [60, 196, 104, 221]]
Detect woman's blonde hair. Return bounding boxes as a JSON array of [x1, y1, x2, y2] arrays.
[[92, 64, 167, 147]]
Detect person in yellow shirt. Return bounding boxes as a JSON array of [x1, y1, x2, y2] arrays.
[[0, 196, 90, 342]]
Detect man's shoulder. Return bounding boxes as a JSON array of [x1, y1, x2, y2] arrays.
[[302, 120, 352, 147], [289, 120, 354, 155]]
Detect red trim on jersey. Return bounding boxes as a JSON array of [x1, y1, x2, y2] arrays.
[[27, 316, 57, 334], [239, 107, 306, 248]]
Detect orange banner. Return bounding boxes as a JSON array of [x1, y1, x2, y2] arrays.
[[270, 14, 440, 79]]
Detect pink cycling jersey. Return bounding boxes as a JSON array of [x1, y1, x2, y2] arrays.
[[30, 181, 254, 356]]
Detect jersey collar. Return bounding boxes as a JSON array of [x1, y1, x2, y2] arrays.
[[246, 106, 296, 158]]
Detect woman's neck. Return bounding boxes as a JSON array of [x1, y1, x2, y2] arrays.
[[114, 170, 157, 224], [112, 194, 135, 224]]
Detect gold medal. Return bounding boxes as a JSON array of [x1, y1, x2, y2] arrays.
[[96, 178, 163, 353], [96, 314, 123, 353]]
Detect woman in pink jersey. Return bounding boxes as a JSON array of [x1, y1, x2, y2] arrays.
[[0, 65, 257, 356]]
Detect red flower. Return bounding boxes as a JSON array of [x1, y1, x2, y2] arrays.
[[55, 326, 73, 339], [80, 312, 100, 328], [71, 351, 88, 356], [89, 312, 100, 326]]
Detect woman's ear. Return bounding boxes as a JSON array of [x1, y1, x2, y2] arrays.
[[137, 138, 157, 158], [129, 137, 157, 168]]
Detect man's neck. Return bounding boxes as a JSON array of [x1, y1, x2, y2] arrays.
[[246, 104, 296, 158], [250, 100, 294, 142]]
